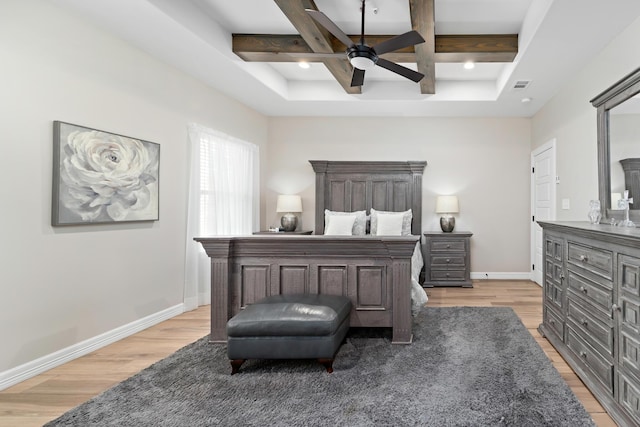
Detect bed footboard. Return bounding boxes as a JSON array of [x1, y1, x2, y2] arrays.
[[195, 235, 419, 344]]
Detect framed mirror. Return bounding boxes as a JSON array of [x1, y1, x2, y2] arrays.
[[591, 67, 640, 225]]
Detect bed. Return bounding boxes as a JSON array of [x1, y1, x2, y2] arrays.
[[195, 160, 427, 344]]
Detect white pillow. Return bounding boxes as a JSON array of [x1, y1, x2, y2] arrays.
[[324, 214, 357, 235], [370, 208, 413, 235], [324, 209, 366, 235], [375, 213, 404, 235]]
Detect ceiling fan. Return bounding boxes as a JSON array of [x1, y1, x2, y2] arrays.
[[306, 0, 426, 87]]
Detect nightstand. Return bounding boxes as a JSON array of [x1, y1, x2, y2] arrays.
[[423, 231, 472, 288], [253, 230, 313, 235]]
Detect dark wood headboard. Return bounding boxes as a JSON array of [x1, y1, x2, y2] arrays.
[[309, 160, 427, 235]]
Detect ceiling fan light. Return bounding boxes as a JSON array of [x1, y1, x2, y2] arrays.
[[350, 56, 375, 71]]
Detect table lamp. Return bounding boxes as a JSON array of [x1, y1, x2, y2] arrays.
[[276, 194, 302, 232], [435, 195, 459, 232]]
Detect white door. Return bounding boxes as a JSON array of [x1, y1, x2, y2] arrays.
[[531, 141, 556, 286]]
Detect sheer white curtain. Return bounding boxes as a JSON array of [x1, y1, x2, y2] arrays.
[[184, 123, 259, 310]]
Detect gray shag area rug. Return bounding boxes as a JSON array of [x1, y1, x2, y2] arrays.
[[45, 307, 595, 426]]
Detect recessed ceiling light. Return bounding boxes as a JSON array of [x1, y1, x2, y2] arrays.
[[298, 62, 310, 69], [521, 97, 532, 103], [463, 61, 475, 70]]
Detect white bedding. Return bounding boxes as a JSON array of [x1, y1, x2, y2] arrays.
[[411, 241, 428, 315], [323, 210, 427, 314]]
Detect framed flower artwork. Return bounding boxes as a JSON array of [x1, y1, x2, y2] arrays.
[[52, 121, 160, 225]]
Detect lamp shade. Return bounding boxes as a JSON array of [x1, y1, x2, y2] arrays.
[[276, 195, 302, 213], [435, 195, 459, 214]]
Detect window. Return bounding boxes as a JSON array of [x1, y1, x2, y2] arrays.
[[184, 124, 259, 309]]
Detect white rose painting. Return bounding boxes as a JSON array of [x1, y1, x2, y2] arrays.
[[52, 121, 160, 225]]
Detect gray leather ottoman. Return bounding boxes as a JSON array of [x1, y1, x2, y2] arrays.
[[227, 294, 352, 374]]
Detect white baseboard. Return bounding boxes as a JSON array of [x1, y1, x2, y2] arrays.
[[0, 303, 184, 391], [470, 272, 532, 281], [199, 290, 211, 306]]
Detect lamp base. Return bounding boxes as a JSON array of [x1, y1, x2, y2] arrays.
[[440, 216, 455, 232], [280, 213, 298, 232]]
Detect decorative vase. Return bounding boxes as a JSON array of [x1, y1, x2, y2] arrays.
[[588, 200, 601, 224], [280, 213, 298, 232], [440, 216, 455, 232]]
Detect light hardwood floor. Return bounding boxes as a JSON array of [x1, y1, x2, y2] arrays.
[[0, 280, 617, 426]]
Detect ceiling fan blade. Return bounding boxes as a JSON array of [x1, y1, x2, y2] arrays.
[[350, 68, 365, 87], [372, 30, 425, 55], [305, 9, 355, 48], [376, 58, 424, 83]]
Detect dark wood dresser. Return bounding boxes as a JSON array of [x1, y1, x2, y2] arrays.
[[423, 231, 472, 288], [538, 221, 640, 427]]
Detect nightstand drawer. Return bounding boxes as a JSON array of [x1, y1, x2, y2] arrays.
[[430, 255, 465, 267], [430, 240, 466, 252], [430, 269, 466, 281]]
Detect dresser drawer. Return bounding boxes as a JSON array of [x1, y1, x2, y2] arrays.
[[568, 241, 613, 280], [620, 254, 640, 298], [545, 259, 564, 282], [619, 373, 640, 425], [567, 299, 614, 355], [621, 330, 640, 380], [430, 255, 465, 267], [429, 270, 466, 281], [621, 298, 640, 335], [545, 236, 564, 262], [545, 277, 565, 311], [430, 240, 466, 252], [544, 305, 565, 339], [566, 327, 614, 392], [567, 270, 613, 316]]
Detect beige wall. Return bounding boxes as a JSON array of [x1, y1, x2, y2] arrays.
[[266, 117, 532, 275], [532, 16, 640, 220], [0, 0, 268, 374]]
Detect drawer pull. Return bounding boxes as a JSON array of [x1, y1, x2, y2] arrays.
[[446, 273, 450, 277], [580, 319, 588, 327], [580, 351, 587, 358], [446, 259, 451, 263], [579, 254, 589, 262], [446, 245, 451, 249], [549, 319, 555, 325], [579, 286, 588, 294], [612, 304, 621, 313]]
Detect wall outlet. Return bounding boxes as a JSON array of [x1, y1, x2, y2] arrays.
[[562, 198, 570, 210]]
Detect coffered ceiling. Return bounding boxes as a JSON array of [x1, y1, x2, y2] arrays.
[[52, 0, 640, 117]]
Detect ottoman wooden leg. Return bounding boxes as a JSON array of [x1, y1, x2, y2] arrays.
[[230, 359, 245, 375], [317, 358, 334, 373]]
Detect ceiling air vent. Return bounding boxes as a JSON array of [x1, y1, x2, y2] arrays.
[[513, 80, 531, 90]]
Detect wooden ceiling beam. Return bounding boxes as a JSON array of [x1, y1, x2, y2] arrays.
[[273, 0, 360, 94], [260, 0, 518, 94], [232, 34, 518, 63], [409, 0, 435, 94]]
